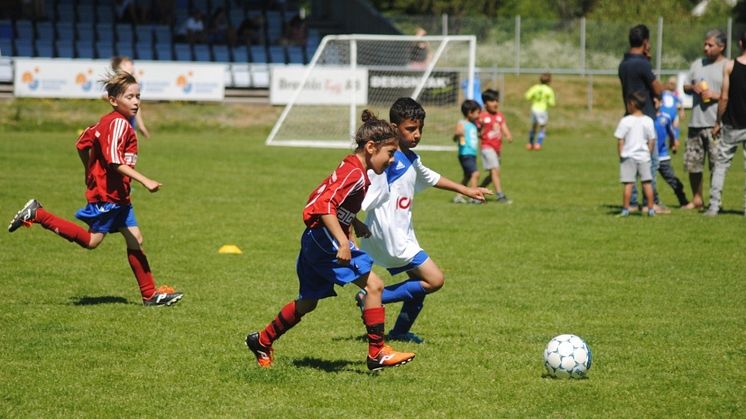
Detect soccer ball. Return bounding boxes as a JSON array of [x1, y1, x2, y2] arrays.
[[543, 334, 592, 379]]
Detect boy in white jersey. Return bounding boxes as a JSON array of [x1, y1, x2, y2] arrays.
[[357, 97, 490, 343]]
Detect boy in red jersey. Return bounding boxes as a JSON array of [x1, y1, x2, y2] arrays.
[[478, 89, 513, 203], [8, 71, 182, 306], [245, 111, 416, 371]]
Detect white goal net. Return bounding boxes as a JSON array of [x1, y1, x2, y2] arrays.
[[266, 34, 477, 150]]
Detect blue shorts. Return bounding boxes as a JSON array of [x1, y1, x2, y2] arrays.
[[75, 202, 138, 233], [387, 250, 429, 276], [459, 155, 478, 178], [296, 228, 373, 300]]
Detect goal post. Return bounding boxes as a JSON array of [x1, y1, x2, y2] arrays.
[[266, 34, 477, 150]]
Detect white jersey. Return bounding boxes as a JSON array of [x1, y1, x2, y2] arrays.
[[359, 149, 441, 268]]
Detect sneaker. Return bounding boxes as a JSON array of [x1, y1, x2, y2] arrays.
[[143, 287, 183, 306], [452, 195, 468, 204], [387, 331, 424, 344], [246, 332, 273, 368], [617, 208, 630, 217], [367, 344, 415, 371], [468, 198, 483, 205], [8, 199, 42, 232], [496, 194, 512, 204], [703, 207, 719, 217], [647, 208, 656, 217], [354, 289, 366, 314]]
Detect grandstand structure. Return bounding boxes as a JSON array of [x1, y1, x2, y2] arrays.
[[0, 0, 332, 90]]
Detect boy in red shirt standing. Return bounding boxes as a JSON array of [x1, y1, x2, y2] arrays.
[[8, 71, 183, 306], [478, 89, 513, 203]]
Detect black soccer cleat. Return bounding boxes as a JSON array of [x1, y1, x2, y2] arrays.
[[8, 199, 42, 232], [245, 332, 273, 368]]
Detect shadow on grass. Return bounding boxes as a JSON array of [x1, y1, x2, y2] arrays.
[[70, 296, 131, 306], [331, 334, 368, 343], [291, 357, 360, 373]]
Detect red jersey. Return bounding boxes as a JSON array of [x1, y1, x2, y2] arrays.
[[303, 154, 369, 235], [479, 110, 506, 152], [76, 111, 138, 204]]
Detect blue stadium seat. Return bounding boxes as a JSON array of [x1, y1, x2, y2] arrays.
[[77, 22, 94, 41], [35, 40, 53, 57], [75, 40, 94, 58], [117, 42, 135, 58], [15, 20, 34, 40], [116, 23, 134, 44], [268, 46, 285, 64], [154, 43, 172, 60], [0, 38, 13, 56], [0, 20, 13, 40], [265, 11, 282, 44], [136, 45, 154, 60], [56, 40, 75, 58], [36, 22, 55, 41], [174, 43, 192, 61], [96, 23, 114, 43], [95, 40, 113, 59], [97, 5, 114, 22], [56, 22, 75, 40], [135, 25, 154, 45], [249, 46, 267, 63], [77, 3, 95, 22], [56, 4, 76, 23], [14, 39, 33, 56], [153, 25, 171, 44], [231, 45, 248, 63], [193, 44, 211, 61], [287, 46, 303, 64], [213, 45, 230, 62]]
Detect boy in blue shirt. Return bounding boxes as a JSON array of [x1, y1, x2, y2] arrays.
[[452, 99, 481, 203], [655, 97, 690, 207]]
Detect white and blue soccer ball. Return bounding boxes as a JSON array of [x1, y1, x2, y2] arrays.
[[543, 334, 592, 379]]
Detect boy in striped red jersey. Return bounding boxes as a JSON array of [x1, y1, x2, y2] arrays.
[[246, 110, 416, 371], [8, 71, 182, 307]]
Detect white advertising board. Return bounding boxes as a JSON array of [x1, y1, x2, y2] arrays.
[[270, 66, 367, 105], [14, 58, 225, 101]]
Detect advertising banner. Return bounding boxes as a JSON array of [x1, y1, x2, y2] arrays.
[[368, 70, 459, 105], [14, 58, 225, 101], [270, 66, 367, 105]]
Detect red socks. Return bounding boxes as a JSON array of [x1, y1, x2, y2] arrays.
[[363, 306, 385, 358], [34, 208, 91, 248], [259, 300, 302, 347], [127, 249, 156, 299]]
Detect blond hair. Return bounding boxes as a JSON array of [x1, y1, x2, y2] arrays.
[[100, 71, 138, 98]]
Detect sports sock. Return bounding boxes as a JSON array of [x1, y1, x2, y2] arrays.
[[259, 300, 302, 347], [363, 306, 385, 358], [529, 130, 535, 144], [390, 294, 425, 336], [127, 249, 156, 299], [381, 279, 426, 304], [34, 208, 91, 248], [537, 128, 546, 145]]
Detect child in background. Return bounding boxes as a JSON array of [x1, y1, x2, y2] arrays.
[[478, 89, 513, 204], [245, 110, 415, 371], [111, 56, 150, 139], [524, 73, 556, 150], [357, 97, 489, 343], [615, 91, 657, 217], [8, 71, 183, 306], [452, 99, 481, 204], [660, 76, 685, 143], [654, 97, 690, 207]]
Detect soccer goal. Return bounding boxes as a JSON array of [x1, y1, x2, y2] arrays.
[[266, 34, 477, 150]]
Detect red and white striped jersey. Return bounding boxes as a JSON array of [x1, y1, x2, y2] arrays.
[[76, 111, 138, 204], [303, 154, 369, 235]]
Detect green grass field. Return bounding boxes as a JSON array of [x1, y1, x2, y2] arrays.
[[1, 82, 745, 417]]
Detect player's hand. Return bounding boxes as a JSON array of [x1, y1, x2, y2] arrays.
[[336, 246, 351, 266], [671, 140, 680, 154], [507, 136, 513, 143], [712, 123, 721, 138], [465, 187, 492, 202], [142, 178, 162, 192]]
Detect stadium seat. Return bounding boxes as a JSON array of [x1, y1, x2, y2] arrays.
[[14, 39, 33, 57], [0, 38, 13, 56], [136, 45, 154, 60], [56, 22, 75, 41], [116, 23, 134, 44], [154, 43, 173, 60], [287, 46, 303, 64], [249, 46, 267, 63], [76, 22, 94, 42], [265, 11, 283, 44], [193, 44, 211, 62], [174, 43, 192, 61], [35, 22, 54, 41], [35, 40, 53, 57], [231, 45, 248, 63], [77, 3, 95, 22], [0, 20, 13, 40], [15, 20, 34, 41], [56, 4, 76, 23], [97, 5, 114, 22], [95, 40, 114, 59], [213, 45, 230, 62], [75, 40, 94, 58], [135, 25, 154, 46], [56, 40, 75, 58], [96, 23, 114, 44], [153, 25, 172, 44], [268, 46, 285, 64], [117, 42, 135, 58]]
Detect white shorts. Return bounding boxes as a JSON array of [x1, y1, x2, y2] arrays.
[[620, 157, 652, 183], [481, 147, 500, 170], [531, 110, 549, 126]]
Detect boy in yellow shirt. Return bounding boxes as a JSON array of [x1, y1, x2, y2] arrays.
[[525, 73, 556, 150]]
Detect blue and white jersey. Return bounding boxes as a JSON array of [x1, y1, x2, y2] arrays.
[[360, 149, 441, 268], [655, 112, 675, 161], [660, 90, 681, 122]]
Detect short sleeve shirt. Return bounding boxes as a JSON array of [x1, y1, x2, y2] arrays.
[[479, 111, 506, 152], [618, 53, 657, 119], [615, 114, 655, 161]]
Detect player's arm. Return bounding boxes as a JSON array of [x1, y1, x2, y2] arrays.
[[453, 121, 464, 143], [617, 138, 624, 160], [114, 164, 162, 192], [667, 122, 678, 153], [548, 89, 556, 107], [502, 121, 513, 143], [135, 111, 150, 139], [713, 60, 732, 137], [434, 176, 490, 201], [320, 214, 351, 265], [651, 79, 664, 98], [77, 148, 90, 171]]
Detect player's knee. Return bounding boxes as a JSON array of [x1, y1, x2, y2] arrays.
[[365, 274, 384, 295], [422, 272, 445, 293]]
